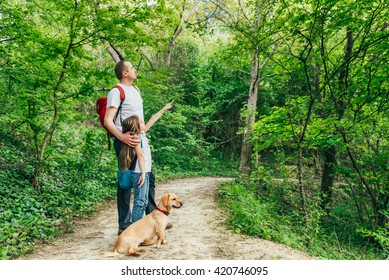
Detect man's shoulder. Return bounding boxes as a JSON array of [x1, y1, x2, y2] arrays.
[[116, 83, 140, 93], [108, 85, 121, 95], [108, 84, 135, 97]]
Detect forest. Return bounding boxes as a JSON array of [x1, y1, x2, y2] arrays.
[[0, 0, 388, 260]]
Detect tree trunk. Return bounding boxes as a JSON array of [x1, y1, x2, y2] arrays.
[[166, 25, 183, 67], [239, 53, 259, 174], [336, 27, 354, 118], [297, 144, 307, 221], [317, 27, 352, 207], [320, 145, 337, 208]]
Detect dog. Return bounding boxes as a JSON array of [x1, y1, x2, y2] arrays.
[[103, 193, 183, 257]]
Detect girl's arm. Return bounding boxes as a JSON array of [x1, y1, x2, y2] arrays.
[[144, 100, 174, 133], [134, 144, 146, 187]]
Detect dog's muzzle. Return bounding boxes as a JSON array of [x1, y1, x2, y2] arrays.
[[173, 201, 183, 208]]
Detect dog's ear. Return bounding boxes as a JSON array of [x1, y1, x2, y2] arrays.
[[162, 194, 170, 208]]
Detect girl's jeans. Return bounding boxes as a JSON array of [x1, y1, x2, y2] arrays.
[[131, 172, 150, 223], [114, 138, 131, 231]]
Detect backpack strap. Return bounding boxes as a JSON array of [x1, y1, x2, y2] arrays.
[[113, 85, 126, 100], [106, 85, 126, 150], [112, 85, 126, 125]]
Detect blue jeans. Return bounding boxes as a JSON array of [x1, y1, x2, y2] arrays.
[[146, 170, 156, 215], [131, 172, 150, 223], [116, 185, 131, 231]]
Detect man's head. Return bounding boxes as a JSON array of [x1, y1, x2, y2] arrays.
[[115, 60, 136, 81]]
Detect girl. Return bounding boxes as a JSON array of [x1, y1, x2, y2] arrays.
[[118, 101, 174, 229], [118, 115, 148, 224]]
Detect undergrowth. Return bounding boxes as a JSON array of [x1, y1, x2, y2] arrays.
[[0, 159, 117, 259], [216, 179, 387, 260]]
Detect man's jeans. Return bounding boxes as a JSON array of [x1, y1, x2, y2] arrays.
[[146, 170, 157, 215], [116, 186, 131, 231]]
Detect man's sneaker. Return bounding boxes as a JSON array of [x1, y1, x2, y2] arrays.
[[165, 223, 173, 230]]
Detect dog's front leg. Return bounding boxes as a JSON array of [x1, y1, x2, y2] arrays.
[[156, 230, 166, 249]]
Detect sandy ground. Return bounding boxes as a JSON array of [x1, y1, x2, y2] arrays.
[[22, 177, 313, 260]]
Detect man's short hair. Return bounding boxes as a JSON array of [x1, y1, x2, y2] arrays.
[[115, 60, 129, 80]]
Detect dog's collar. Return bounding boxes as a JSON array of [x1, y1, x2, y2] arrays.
[[156, 207, 170, 216]]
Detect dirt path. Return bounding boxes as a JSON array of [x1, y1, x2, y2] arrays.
[[23, 177, 313, 260]]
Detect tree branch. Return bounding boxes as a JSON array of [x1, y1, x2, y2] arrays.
[[106, 42, 124, 63], [138, 48, 155, 70]]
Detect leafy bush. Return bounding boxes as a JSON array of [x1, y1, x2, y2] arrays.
[[357, 225, 389, 257], [0, 129, 117, 259]]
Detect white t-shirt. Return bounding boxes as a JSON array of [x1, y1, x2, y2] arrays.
[[106, 83, 144, 132], [134, 132, 152, 173]]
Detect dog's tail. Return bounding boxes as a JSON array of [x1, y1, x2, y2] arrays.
[[102, 245, 119, 258]]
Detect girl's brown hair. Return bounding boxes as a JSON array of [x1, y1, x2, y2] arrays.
[[118, 115, 141, 172]]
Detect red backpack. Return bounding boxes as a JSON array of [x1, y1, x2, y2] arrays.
[[96, 85, 125, 149], [96, 85, 126, 136], [96, 85, 140, 149]]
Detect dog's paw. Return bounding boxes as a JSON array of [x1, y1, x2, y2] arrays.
[[126, 247, 142, 256]]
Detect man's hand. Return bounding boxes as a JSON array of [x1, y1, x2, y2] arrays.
[[120, 132, 140, 147]]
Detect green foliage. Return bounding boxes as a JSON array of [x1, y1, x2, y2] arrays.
[[357, 225, 389, 257], [1, 0, 388, 261], [217, 179, 387, 259], [252, 106, 292, 150], [243, 0, 389, 259], [217, 180, 307, 250]]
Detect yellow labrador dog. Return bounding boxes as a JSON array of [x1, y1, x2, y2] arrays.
[[103, 193, 183, 257]]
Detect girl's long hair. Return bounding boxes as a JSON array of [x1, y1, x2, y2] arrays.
[[118, 115, 141, 172]]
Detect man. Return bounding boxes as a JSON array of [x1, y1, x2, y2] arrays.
[[104, 60, 142, 235], [104, 60, 171, 235]]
